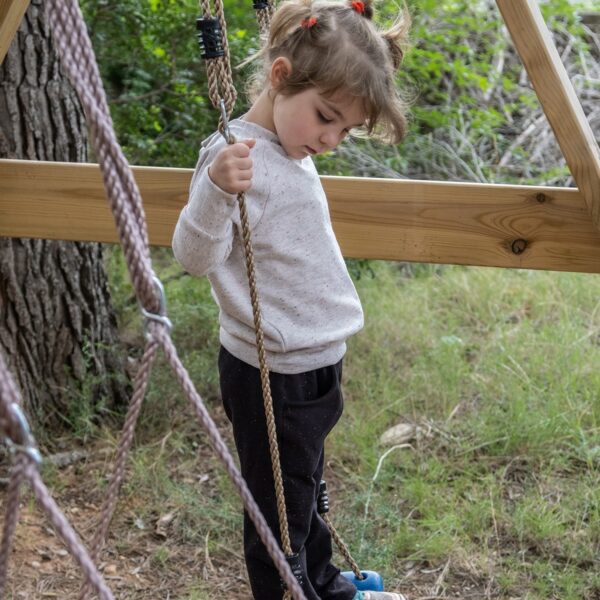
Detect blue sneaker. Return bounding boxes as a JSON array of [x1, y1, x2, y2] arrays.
[[353, 592, 408, 600]]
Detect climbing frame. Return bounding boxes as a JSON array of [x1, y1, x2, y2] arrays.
[[0, 0, 599, 272]]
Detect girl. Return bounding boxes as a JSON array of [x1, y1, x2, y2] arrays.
[[172, 0, 409, 598]]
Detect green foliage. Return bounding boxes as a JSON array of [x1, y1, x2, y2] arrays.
[[81, 0, 257, 167], [84, 0, 596, 186], [94, 257, 600, 597], [325, 0, 596, 185]]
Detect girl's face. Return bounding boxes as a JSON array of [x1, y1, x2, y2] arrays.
[[271, 87, 366, 160]]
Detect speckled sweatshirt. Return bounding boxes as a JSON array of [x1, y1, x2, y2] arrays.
[[172, 118, 364, 374]]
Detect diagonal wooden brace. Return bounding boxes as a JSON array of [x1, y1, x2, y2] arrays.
[[497, 0, 600, 232], [0, 1, 30, 65]]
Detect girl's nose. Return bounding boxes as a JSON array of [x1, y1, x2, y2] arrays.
[[320, 129, 341, 149]]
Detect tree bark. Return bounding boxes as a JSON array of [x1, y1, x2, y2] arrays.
[[0, 0, 129, 431]]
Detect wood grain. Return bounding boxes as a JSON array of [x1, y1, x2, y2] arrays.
[[2, 159, 600, 273]]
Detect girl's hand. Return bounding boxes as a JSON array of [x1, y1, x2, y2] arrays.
[[208, 139, 256, 195]]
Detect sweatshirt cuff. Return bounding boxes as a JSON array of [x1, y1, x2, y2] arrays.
[[187, 167, 238, 237]]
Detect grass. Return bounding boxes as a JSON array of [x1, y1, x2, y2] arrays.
[[82, 250, 600, 598], [336, 263, 600, 598]]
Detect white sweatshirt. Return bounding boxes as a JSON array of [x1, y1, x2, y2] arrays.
[[172, 118, 364, 374]]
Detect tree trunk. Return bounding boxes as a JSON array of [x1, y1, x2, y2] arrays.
[[0, 0, 129, 432]]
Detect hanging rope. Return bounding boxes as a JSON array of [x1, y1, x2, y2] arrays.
[[197, 0, 237, 132], [0, 356, 115, 600], [197, 2, 303, 595], [199, 0, 366, 591], [253, 0, 276, 36]]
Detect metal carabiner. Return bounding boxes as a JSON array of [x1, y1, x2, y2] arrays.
[[140, 275, 173, 340], [3, 403, 42, 467]]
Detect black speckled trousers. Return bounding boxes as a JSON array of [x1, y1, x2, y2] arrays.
[[218, 346, 357, 600]]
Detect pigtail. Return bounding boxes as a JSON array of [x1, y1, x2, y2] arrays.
[[349, 0, 409, 71], [244, 0, 412, 146], [381, 5, 411, 71], [268, 0, 315, 48]]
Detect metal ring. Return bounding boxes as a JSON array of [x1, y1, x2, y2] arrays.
[[219, 98, 232, 143], [140, 275, 173, 339], [3, 403, 42, 467]]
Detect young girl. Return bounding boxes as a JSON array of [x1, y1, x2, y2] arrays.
[[173, 0, 409, 598]]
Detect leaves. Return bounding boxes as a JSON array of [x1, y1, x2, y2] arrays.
[[82, 0, 597, 185]]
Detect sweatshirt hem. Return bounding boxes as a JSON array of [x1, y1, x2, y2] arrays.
[[220, 331, 347, 375]]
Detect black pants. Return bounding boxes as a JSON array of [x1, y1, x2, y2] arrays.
[[219, 346, 357, 600]]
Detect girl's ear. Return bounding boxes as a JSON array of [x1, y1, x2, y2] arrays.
[[269, 56, 293, 88]]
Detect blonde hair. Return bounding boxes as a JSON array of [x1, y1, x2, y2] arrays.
[[246, 0, 410, 144]]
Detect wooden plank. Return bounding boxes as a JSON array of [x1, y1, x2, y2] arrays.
[[0, 0, 29, 65], [496, 0, 600, 231], [2, 159, 600, 273]]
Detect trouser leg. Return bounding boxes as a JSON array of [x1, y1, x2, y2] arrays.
[[218, 347, 357, 600]]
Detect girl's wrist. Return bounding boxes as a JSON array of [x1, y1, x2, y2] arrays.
[[207, 164, 224, 192]]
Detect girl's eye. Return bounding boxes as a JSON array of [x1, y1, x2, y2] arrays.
[[317, 111, 333, 123]]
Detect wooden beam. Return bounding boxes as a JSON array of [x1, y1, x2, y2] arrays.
[[496, 0, 600, 232], [0, 0, 29, 65], [2, 159, 600, 273]]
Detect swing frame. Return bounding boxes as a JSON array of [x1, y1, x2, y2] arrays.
[[1, 0, 599, 274]]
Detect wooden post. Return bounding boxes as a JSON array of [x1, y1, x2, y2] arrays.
[[0, 0, 30, 64], [496, 0, 600, 231]]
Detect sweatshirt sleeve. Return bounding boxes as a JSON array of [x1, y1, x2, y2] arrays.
[[172, 143, 238, 277]]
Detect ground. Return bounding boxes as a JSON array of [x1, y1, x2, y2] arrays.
[[0, 405, 508, 600], [0, 444, 501, 600], [0, 434, 251, 600]]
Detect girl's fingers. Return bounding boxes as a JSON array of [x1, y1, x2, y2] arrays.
[[236, 158, 253, 171]]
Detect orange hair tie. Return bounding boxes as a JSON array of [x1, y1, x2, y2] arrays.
[[301, 15, 318, 28], [350, 1, 365, 14]]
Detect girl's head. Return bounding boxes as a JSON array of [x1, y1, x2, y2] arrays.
[[246, 0, 410, 144]]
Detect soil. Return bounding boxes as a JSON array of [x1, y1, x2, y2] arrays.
[[0, 428, 495, 600]]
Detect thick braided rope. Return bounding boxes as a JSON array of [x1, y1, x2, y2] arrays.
[[0, 454, 27, 595], [198, 0, 296, 592], [237, 193, 292, 557], [47, 0, 151, 253], [213, 0, 237, 111], [256, 5, 275, 37], [323, 513, 363, 579], [199, 0, 237, 122], [78, 339, 158, 600], [47, 0, 158, 313]]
